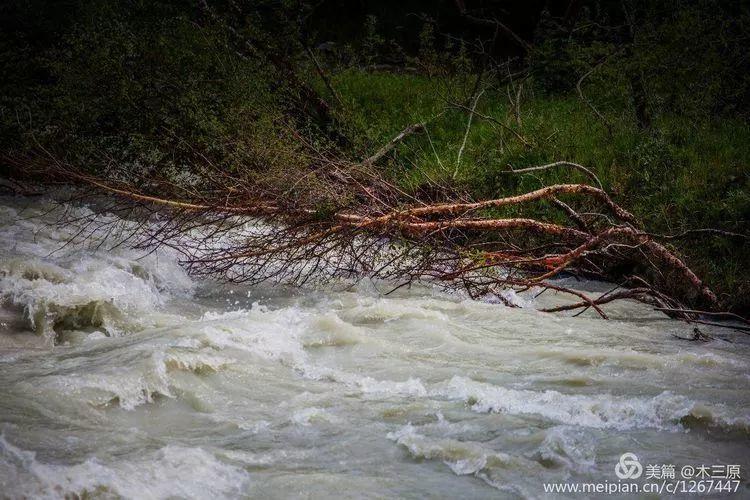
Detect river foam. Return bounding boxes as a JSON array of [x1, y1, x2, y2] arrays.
[[1, 194, 749, 499], [0, 434, 249, 499], [0, 202, 192, 343]]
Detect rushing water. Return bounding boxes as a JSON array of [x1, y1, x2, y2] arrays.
[[0, 195, 748, 499]]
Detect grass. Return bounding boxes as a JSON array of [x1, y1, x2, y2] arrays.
[[330, 69, 750, 311]]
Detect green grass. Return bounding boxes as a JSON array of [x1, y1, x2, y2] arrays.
[[331, 69, 750, 311]]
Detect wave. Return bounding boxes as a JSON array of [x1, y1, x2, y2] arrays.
[[533, 425, 596, 473], [291, 407, 338, 426], [0, 200, 193, 342], [387, 424, 547, 496], [0, 434, 249, 499], [431, 376, 750, 433]]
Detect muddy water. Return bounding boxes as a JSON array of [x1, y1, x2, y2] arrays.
[[0, 196, 748, 499]]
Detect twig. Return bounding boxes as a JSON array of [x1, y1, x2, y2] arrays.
[[305, 46, 343, 107], [448, 100, 530, 148], [360, 123, 425, 167], [455, 89, 484, 178], [655, 307, 749, 323], [647, 229, 749, 240], [550, 197, 588, 230], [504, 161, 604, 191], [577, 58, 614, 135]]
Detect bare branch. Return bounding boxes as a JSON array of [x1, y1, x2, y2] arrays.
[[360, 122, 425, 167], [455, 89, 484, 178], [504, 161, 604, 191]]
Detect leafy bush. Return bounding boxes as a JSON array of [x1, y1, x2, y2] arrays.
[[1, 0, 304, 178]]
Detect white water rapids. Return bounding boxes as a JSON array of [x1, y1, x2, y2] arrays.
[[0, 195, 748, 499]]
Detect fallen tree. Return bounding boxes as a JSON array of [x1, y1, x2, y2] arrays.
[[5, 131, 748, 336]]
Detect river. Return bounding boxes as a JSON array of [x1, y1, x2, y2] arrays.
[[0, 195, 748, 499]]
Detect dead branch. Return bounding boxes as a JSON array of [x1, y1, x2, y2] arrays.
[[5, 149, 735, 329], [540, 288, 651, 314], [396, 183, 635, 224], [360, 123, 425, 167], [504, 161, 604, 191], [455, 89, 484, 177], [306, 46, 344, 107], [654, 308, 749, 324], [448, 100, 531, 148], [551, 197, 588, 230], [507, 73, 523, 128], [577, 58, 614, 135], [647, 228, 749, 240]]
